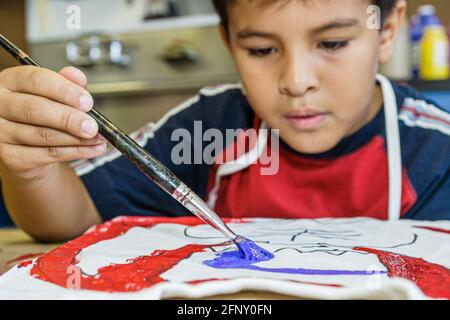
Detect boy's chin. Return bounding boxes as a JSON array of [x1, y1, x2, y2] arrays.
[[282, 134, 341, 155]]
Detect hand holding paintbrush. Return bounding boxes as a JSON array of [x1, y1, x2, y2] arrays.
[[0, 34, 271, 260]]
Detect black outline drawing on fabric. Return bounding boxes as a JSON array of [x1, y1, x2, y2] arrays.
[[183, 222, 419, 256]]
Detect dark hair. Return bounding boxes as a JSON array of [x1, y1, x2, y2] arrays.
[[211, 0, 399, 35]]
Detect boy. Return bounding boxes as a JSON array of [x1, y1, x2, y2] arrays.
[[0, 0, 448, 242]]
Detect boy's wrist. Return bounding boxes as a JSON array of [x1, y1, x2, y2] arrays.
[[0, 162, 63, 188]]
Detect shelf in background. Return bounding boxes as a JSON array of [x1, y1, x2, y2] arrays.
[[405, 79, 450, 92]]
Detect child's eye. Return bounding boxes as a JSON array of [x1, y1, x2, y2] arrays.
[[319, 41, 349, 51], [248, 47, 277, 57]]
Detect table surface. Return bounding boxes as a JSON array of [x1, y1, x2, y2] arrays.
[[0, 228, 296, 299]]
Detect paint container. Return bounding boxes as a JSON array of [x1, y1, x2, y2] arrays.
[[410, 5, 443, 80], [420, 24, 449, 80]]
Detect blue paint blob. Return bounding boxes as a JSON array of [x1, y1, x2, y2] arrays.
[[203, 237, 386, 276], [203, 238, 273, 269], [235, 237, 274, 262]]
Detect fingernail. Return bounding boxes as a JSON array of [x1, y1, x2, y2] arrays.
[[81, 119, 97, 136], [94, 143, 107, 152], [79, 94, 93, 111]]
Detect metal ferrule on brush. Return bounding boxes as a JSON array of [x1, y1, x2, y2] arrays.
[[172, 183, 238, 241]]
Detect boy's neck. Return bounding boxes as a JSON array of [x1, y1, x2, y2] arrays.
[[347, 82, 384, 138]]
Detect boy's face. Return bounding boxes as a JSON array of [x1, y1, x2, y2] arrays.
[[223, 0, 402, 154]]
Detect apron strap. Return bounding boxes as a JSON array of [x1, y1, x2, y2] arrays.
[[376, 74, 402, 221]]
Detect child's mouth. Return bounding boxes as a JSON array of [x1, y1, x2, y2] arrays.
[[284, 110, 328, 130]]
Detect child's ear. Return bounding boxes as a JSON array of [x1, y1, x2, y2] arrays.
[[378, 0, 407, 64]]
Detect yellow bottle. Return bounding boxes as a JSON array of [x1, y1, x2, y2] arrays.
[[420, 25, 450, 80]]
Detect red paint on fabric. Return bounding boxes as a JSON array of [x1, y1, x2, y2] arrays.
[[80, 244, 211, 292], [187, 278, 227, 285], [414, 226, 450, 235], [6, 253, 44, 265], [29, 217, 226, 292], [18, 260, 33, 268], [354, 247, 450, 299]]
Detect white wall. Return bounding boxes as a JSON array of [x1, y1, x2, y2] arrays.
[[26, 0, 218, 43]]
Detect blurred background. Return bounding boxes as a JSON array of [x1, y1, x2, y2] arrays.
[[0, 0, 237, 133], [0, 0, 449, 133]]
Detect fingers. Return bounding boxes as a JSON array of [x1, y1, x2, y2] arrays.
[[0, 66, 93, 112], [59, 66, 88, 89], [0, 66, 105, 178], [0, 143, 107, 173], [0, 91, 99, 139], [1, 119, 106, 147]]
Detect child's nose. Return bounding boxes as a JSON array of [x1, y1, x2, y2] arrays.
[[278, 51, 319, 97]]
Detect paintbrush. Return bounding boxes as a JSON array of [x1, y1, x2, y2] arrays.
[[0, 34, 249, 248]]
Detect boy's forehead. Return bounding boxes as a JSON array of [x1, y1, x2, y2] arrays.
[[228, 0, 373, 10], [228, 0, 371, 32]]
